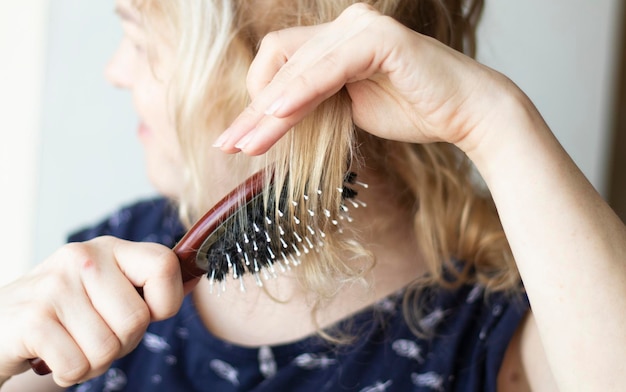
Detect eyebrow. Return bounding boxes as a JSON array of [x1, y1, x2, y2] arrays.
[[114, 5, 142, 25]]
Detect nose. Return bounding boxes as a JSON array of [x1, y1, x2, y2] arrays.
[[105, 39, 133, 89]]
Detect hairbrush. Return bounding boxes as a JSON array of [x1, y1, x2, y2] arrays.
[[29, 169, 366, 375], [174, 169, 367, 292]]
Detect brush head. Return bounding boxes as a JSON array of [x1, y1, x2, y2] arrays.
[[172, 170, 365, 291]]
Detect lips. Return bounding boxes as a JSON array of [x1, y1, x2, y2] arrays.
[[138, 122, 151, 139]]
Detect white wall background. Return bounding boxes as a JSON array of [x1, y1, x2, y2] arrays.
[[0, 1, 155, 285], [477, 1, 622, 194], [0, 2, 49, 284], [0, 0, 622, 285], [31, 0, 155, 270]]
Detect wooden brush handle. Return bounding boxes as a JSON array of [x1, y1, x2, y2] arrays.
[[173, 170, 266, 282]]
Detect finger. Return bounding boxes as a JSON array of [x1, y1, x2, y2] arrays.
[[220, 31, 377, 155], [213, 26, 321, 153], [247, 3, 387, 107], [24, 318, 89, 387], [216, 5, 389, 154], [106, 238, 184, 321], [44, 255, 125, 375], [57, 302, 121, 378], [246, 25, 322, 99], [78, 250, 150, 357], [230, 97, 327, 156]]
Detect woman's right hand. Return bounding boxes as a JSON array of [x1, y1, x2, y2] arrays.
[[0, 236, 184, 387]]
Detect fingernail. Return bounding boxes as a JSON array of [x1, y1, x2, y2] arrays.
[[265, 97, 285, 116], [235, 131, 256, 150], [212, 130, 229, 148]]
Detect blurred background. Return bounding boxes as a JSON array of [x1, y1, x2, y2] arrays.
[[0, 0, 624, 285]]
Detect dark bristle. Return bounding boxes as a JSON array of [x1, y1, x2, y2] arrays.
[[342, 186, 358, 200], [198, 171, 366, 290], [204, 197, 280, 281], [344, 171, 358, 184]]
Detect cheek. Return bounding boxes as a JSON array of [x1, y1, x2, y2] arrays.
[[133, 89, 185, 188], [135, 78, 171, 124], [134, 78, 180, 142]]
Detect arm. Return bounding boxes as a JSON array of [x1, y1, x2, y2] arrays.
[[216, 3, 626, 389], [466, 88, 626, 390]]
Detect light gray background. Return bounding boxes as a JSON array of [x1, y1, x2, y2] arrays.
[[33, 1, 155, 264]]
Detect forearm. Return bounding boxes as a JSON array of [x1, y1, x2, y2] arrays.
[[466, 91, 626, 390]]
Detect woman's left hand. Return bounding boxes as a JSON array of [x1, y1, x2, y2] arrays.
[[213, 3, 515, 156]]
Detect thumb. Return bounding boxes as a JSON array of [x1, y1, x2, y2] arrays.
[[108, 238, 185, 320]]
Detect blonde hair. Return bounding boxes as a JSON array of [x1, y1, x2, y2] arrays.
[[136, 0, 521, 333]]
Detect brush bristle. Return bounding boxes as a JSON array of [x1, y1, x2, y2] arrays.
[[200, 172, 366, 293]]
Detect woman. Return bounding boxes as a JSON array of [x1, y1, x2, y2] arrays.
[[2, 0, 625, 390]]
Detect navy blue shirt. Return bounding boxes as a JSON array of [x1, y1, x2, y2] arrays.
[[66, 198, 528, 392]]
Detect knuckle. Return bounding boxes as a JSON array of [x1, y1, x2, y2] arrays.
[[56, 334, 122, 386], [85, 334, 122, 372], [38, 270, 73, 298], [342, 3, 379, 20], [275, 62, 297, 84], [119, 315, 150, 354], [151, 247, 180, 280], [343, 3, 380, 17], [259, 30, 281, 51], [294, 71, 322, 97], [57, 241, 96, 268], [120, 307, 151, 339], [243, 102, 264, 118], [22, 310, 53, 347], [142, 247, 183, 319]]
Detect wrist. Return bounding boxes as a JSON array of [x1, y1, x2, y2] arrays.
[[458, 84, 549, 183]]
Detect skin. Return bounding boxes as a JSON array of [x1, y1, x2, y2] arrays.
[[3, 2, 625, 391]]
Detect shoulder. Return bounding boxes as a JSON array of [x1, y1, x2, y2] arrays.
[[67, 197, 185, 247]]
